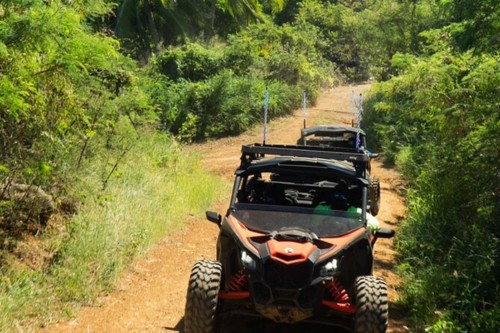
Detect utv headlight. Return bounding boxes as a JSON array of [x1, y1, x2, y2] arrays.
[[241, 251, 256, 271], [320, 258, 338, 277]]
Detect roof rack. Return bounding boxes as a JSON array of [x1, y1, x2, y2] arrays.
[[240, 143, 369, 166], [300, 125, 366, 137]]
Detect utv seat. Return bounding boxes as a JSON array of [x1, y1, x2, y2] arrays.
[[264, 184, 294, 206]]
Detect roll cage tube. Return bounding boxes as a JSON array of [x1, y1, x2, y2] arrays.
[[229, 175, 242, 213], [362, 186, 367, 226]]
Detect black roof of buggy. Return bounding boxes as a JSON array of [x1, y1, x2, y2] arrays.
[[238, 144, 369, 184], [300, 126, 366, 138]]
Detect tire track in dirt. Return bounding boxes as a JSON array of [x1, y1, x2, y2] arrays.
[[39, 84, 407, 333]]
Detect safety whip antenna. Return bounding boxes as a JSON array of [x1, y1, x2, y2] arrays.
[[263, 88, 269, 145], [351, 90, 356, 127], [355, 93, 363, 149], [303, 91, 307, 129]]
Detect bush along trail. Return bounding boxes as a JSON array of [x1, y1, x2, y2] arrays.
[[39, 84, 408, 333]]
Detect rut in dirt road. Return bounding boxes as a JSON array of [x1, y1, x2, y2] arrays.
[[39, 84, 407, 333]]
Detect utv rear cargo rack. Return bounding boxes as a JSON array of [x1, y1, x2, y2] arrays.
[[240, 143, 368, 166], [300, 125, 366, 137]]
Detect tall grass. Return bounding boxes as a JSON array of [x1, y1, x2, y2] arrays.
[[0, 131, 226, 332]]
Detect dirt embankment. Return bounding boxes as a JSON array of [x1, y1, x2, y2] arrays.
[[40, 84, 407, 333]]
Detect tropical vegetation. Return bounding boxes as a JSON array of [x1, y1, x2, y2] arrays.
[[363, 1, 499, 332], [0, 0, 498, 332]]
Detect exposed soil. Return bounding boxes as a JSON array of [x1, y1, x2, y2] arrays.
[[39, 84, 408, 333]]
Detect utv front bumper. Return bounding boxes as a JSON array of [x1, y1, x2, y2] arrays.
[[220, 257, 354, 324]]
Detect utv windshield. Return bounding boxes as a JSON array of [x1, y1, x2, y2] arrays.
[[231, 166, 367, 237], [232, 203, 363, 238]]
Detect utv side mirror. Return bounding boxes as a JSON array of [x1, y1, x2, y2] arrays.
[[375, 228, 395, 239], [206, 211, 222, 226]]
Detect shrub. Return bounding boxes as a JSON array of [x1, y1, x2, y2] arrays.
[[153, 70, 303, 141], [225, 22, 336, 91], [155, 42, 225, 82], [365, 51, 499, 332], [149, 22, 335, 142]]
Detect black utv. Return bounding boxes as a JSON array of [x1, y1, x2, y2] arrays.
[[297, 126, 381, 216]]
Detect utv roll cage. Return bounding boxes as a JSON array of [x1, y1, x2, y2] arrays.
[[296, 125, 382, 216], [298, 126, 378, 158], [298, 126, 367, 149], [300, 125, 366, 138], [228, 143, 371, 225], [239, 143, 370, 178]]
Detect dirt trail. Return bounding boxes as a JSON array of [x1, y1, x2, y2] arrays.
[[40, 84, 407, 333]]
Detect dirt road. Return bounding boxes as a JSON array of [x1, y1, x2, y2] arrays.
[[40, 84, 407, 333]]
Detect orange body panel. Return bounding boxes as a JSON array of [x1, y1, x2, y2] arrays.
[[228, 214, 368, 262], [227, 215, 263, 255], [322, 300, 356, 314], [266, 240, 315, 264], [219, 291, 250, 300]]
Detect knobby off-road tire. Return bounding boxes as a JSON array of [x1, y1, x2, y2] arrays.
[[368, 177, 381, 216], [184, 260, 222, 333], [353, 275, 388, 333]]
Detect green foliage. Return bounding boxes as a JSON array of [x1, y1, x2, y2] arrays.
[[226, 22, 335, 89], [149, 22, 335, 142], [0, 1, 160, 309], [115, 0, 210, 58], [110, 0, 447, 82], [1, 0, 497, 331], [155, 42, 225, 81], [365, 51, 500, 332], [0, 0, 150, 189], [113, 0, 291, 59], [152, 69, 302, 141], [294, 0, 363, 79], [293, 0, 442, 81], [219, 0, 266, 25], [355, 0, 440, 80], [425, 319, 464, 333], [412, 0, 499, 57], [442, 0, 500, 53], [0, 131, 225, 332]]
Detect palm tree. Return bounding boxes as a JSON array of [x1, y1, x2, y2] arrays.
[[115, 0, 208, 57], [114, 0, 289, 59]]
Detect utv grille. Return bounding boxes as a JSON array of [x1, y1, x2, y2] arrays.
[[251, 281, 322, 309], [263, 259, 311, 289]]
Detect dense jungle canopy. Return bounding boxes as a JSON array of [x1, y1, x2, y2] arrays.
[[0, 0, 498, 332]]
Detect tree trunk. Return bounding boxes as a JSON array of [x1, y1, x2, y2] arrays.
[[208, 0, 216, 40], [145, 3, 161, 52]]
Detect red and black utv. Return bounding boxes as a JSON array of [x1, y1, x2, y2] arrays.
[[184, 144, 394, 333]]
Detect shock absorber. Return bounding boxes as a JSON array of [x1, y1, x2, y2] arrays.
[[326, 278, 350, 303], [229, 269, 248, 291]]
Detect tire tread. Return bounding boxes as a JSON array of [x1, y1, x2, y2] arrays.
[[184, 260, 222, 333]]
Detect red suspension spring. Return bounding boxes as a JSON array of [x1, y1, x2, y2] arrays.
[[229, 269, 248, 291], [326, 278, 350, 303]]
